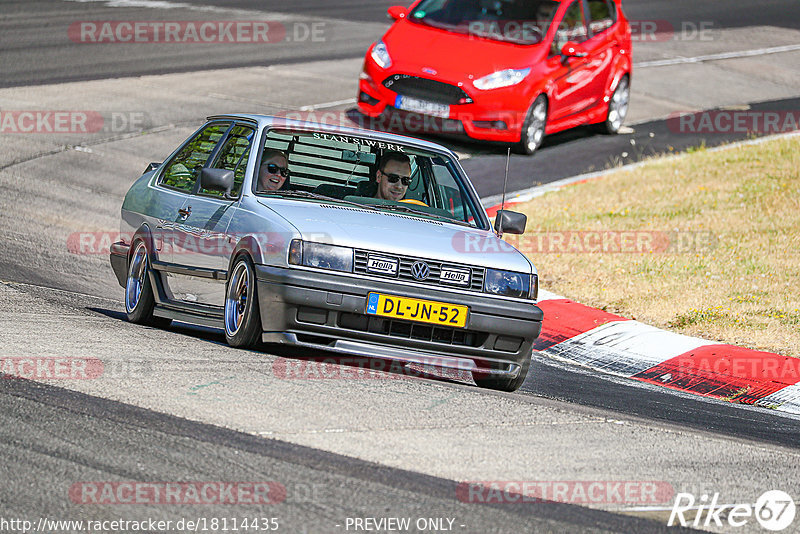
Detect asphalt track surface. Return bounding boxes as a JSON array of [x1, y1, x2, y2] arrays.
[[3, 1, 800, 532], [3, 375, 690, 534], [4, 0, 800, 86]]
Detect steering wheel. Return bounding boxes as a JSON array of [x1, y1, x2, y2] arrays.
[[400, 199, 429, 207]]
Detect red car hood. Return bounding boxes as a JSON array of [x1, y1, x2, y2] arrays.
[[383, 20, 545, 82]]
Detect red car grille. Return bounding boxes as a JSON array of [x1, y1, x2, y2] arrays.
[[383, 75, 472, 105]]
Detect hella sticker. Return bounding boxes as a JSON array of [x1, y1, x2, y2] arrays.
[[367, 255, 399, 275], [440, 267, 471, 286]]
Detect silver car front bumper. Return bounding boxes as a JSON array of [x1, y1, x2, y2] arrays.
[[255, 265, 542, 377]]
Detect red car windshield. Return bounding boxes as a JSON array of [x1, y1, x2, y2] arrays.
[[409, 0, 560, 45]]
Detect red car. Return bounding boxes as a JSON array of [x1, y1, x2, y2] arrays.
[[358, 0, 632, 154]]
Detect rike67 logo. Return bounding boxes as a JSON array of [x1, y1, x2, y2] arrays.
[[669, 491, 796, 531]]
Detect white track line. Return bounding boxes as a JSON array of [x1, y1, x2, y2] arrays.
[[63, 0, 226, 11], [299, 98, 357, 111], [636, 43, 800, 68]]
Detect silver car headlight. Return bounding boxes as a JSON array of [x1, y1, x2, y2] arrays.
[[288, 240, 354, 273], [484, 269, 531, 299], [473, 68, 531, 90], [371, 40, 392, 69]]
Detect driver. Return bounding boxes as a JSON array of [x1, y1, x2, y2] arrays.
[[374, 151, 412, 202]]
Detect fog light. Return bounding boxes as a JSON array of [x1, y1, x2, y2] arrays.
[[473, 120, 508, 130], [359, 91, 379, 106]]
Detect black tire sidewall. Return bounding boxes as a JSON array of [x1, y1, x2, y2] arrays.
[[473, 352, 532, 392]]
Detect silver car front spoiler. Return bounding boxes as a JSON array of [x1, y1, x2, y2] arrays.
[[262, 333, 521, 379]]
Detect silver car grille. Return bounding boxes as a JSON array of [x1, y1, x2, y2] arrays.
[[354, 250, 485, 292]]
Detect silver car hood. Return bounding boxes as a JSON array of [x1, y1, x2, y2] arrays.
[[259, 199, 534, 273]]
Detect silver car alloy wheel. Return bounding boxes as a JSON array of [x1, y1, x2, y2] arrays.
[[607, 77, 630, 132], [125, 242, 147, 313], [225, 261, 250, 336]]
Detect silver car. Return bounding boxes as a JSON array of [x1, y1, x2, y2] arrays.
[[110, 114, 543, 391]]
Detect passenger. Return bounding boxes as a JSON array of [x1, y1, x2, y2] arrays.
[[256, 149, 290, 192], [374, 151, 412, 202]]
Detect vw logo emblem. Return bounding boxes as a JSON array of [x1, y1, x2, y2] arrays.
[[411, 261, 430, 280]]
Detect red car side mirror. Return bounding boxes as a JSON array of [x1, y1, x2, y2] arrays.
[[387, 6, 408, 20], [560, 41, 589, 58]]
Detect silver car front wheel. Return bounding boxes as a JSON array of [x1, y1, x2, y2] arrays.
[[224, 255, 262, 348]]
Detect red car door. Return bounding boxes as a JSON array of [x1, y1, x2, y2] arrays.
[[579, 0, 620, 108], [546, 0, 595, 123]]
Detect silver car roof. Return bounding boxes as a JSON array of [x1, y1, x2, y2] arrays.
[[206, 114, 461, 160]]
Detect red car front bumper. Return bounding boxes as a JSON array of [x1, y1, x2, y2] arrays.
[[357, 63, 531, 143]]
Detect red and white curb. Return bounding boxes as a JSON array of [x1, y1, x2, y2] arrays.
[[481, 133, 800, 413], [534, 290, 800, 415]]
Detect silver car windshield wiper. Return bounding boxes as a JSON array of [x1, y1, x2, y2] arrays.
[[376, 203, 472, 227], [261, 189, 378, 211]]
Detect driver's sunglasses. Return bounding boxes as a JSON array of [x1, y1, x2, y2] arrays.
[[382, 172, 412, 186], [265, 163, 290, 177]]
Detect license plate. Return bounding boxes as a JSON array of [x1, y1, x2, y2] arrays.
[[395, 96, 450, 118], [366, 293, 468, 328]]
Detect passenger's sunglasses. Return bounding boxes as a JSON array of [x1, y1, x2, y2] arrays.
[[382, 172, 412, 186], [264, 163, 290, 177]]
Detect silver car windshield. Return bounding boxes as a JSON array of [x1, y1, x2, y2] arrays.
[[254, 129, 488, 230], [409, 0, 560, 45]]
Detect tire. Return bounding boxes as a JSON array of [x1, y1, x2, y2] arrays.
[[599, 75, 630, 134], [472, 352, 531, 392], [515, 95, 548, 155], [125, 239, 171, 328], [224, 254, 262, 349]]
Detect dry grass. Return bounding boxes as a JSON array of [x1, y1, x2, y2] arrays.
[[511, 136, 800, 358]]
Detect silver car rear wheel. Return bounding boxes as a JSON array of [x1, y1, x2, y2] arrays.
[[125, 239, 169, 327], [125, 242, 147, 314]]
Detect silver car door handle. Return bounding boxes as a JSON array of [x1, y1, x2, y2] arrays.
[[178, 206, 191, 220]]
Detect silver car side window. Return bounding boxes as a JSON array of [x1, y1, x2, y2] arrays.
[[159, 122, 230, 192], [205, 125, 255, 198]]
